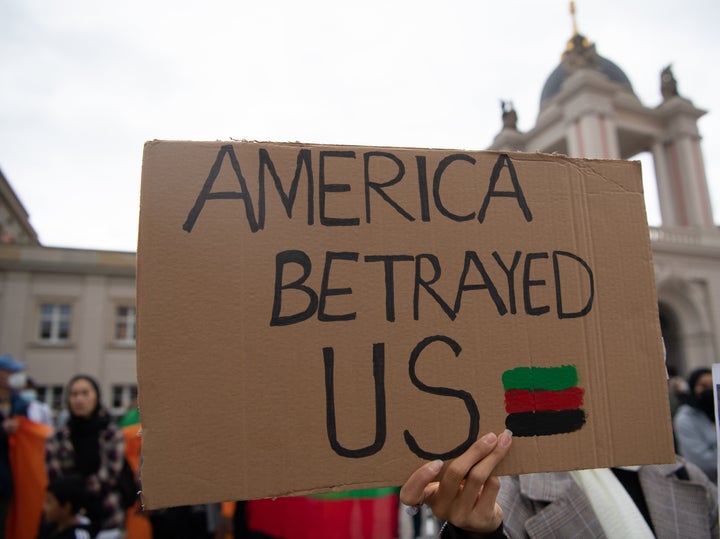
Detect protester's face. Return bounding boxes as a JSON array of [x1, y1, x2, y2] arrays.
[[68, 378, 98, 418], [694, 373, 713, 398], [43, 492, 63, 524]]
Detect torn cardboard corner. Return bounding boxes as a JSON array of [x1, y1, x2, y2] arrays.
[[136, 140, 674, 509]]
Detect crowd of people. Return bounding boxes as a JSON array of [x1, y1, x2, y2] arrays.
[[0, 354, 244, 539], [0, 356, 145, 539], [1, 350, 719, 539]]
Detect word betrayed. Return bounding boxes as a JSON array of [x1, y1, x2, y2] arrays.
[[502, 365, 586, 437]]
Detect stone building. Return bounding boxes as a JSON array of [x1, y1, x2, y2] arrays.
[[490, 27, 719, 376], [0, 167, 137, 415], [0, 24, 717, 413]]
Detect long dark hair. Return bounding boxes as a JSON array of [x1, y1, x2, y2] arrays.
[[687, 368, 712, 398], [65, 374, 109, 476]]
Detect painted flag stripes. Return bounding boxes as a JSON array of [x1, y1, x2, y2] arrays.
[[502, 365, 586, 437]]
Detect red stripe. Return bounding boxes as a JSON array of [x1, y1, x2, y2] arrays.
[[504, 387, 584, 414]]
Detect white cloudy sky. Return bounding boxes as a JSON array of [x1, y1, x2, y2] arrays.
[[1, 0, 719, 252]]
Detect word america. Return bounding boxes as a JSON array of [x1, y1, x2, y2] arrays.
[[182, 145, 532, 232]]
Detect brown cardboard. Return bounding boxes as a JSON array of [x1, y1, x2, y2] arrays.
[[137, 140, 675, 509]]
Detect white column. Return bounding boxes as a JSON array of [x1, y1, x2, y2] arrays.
[[652, 140, 681, 227], [566, 114, 619, 159], [675, 135, 713, 228], [0, 271, 31, 357], [653, 98, 713, 229]]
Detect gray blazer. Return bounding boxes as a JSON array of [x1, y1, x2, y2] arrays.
[[498, 460, 718, 539]]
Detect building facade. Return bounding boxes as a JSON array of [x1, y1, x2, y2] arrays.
[[489, 29, 720, 376], [0, 27, 717, 413], [0, 170, 137, 415]]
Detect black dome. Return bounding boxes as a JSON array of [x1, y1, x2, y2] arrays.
[[540, 34, 634, 107]]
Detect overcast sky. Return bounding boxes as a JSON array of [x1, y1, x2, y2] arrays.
[[1, 0, 718, 252]]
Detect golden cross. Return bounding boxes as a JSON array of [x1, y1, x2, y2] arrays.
[[570, 1, 579, 35]]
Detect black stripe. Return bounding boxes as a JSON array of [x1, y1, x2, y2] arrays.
[[505, 409, 586, 437]]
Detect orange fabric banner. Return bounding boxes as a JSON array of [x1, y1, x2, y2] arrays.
[[123, 424, 142, 473], [123, 423, 152, 539], [6, 416, 52, 539]]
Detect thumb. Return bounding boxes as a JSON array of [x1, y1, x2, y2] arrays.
[[400, 459, 444, 506]]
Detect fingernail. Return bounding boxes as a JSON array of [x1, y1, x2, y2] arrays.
[[404, 504, 420, 516], [499, 429, 513, 447], [481, 432, 497, 444], [427, 459, 443, 474]]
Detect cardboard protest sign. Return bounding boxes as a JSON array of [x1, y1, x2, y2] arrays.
[[137, 141, 675, 509]]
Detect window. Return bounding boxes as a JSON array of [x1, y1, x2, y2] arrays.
[[111, 384, 138, 411], [114, 305, 136, 345], [38, 303, 72, 344], [37, 385, 64, 411]]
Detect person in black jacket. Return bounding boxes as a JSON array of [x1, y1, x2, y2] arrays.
[[0, 354, 29, 537]]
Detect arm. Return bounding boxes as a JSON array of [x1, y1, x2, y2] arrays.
[[88, 426, 125, 493], [400, 431, 512, 538], [3, 392, 28, 434], [681, 459, 719, 539], [2, 418, 18, 435], [674, 411, 717, 476], [45, 432, 65, 482]]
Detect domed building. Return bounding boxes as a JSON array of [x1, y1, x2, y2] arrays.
[[490, 24, 719, 376], [539, 33, 634, 113], [0, 11, 716, 416]]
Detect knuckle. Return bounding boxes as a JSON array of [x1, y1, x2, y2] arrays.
[[399, 485, 418, 506], [484, 476, 500, 490], [426, 498, 450, 521], [466, 463, 491, 485], [443, 460, 469, 483]]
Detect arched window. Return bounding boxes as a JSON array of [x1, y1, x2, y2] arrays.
[[659, 302, 682, 375]]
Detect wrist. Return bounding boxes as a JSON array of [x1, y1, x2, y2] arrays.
[[441, 521, 506, 539]]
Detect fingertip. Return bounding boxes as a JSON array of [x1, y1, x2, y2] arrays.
[[400, 460, 443, 505], [427, 459, 443, 475], [480, 432, 498, 445], [498, 430, 512, 448]]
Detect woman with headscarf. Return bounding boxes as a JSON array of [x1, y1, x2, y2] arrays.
[[673, 367, 717, 483], [46, 374, 126, 537]]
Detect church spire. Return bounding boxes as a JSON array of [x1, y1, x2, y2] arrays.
[[563, 0, 596, 67]]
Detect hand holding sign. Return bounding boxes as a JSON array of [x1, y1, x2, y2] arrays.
[[400, 430, 512, 536]]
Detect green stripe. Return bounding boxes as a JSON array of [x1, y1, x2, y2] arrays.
[[312, 487, 400, 500], [502, 365, 578, 391]]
